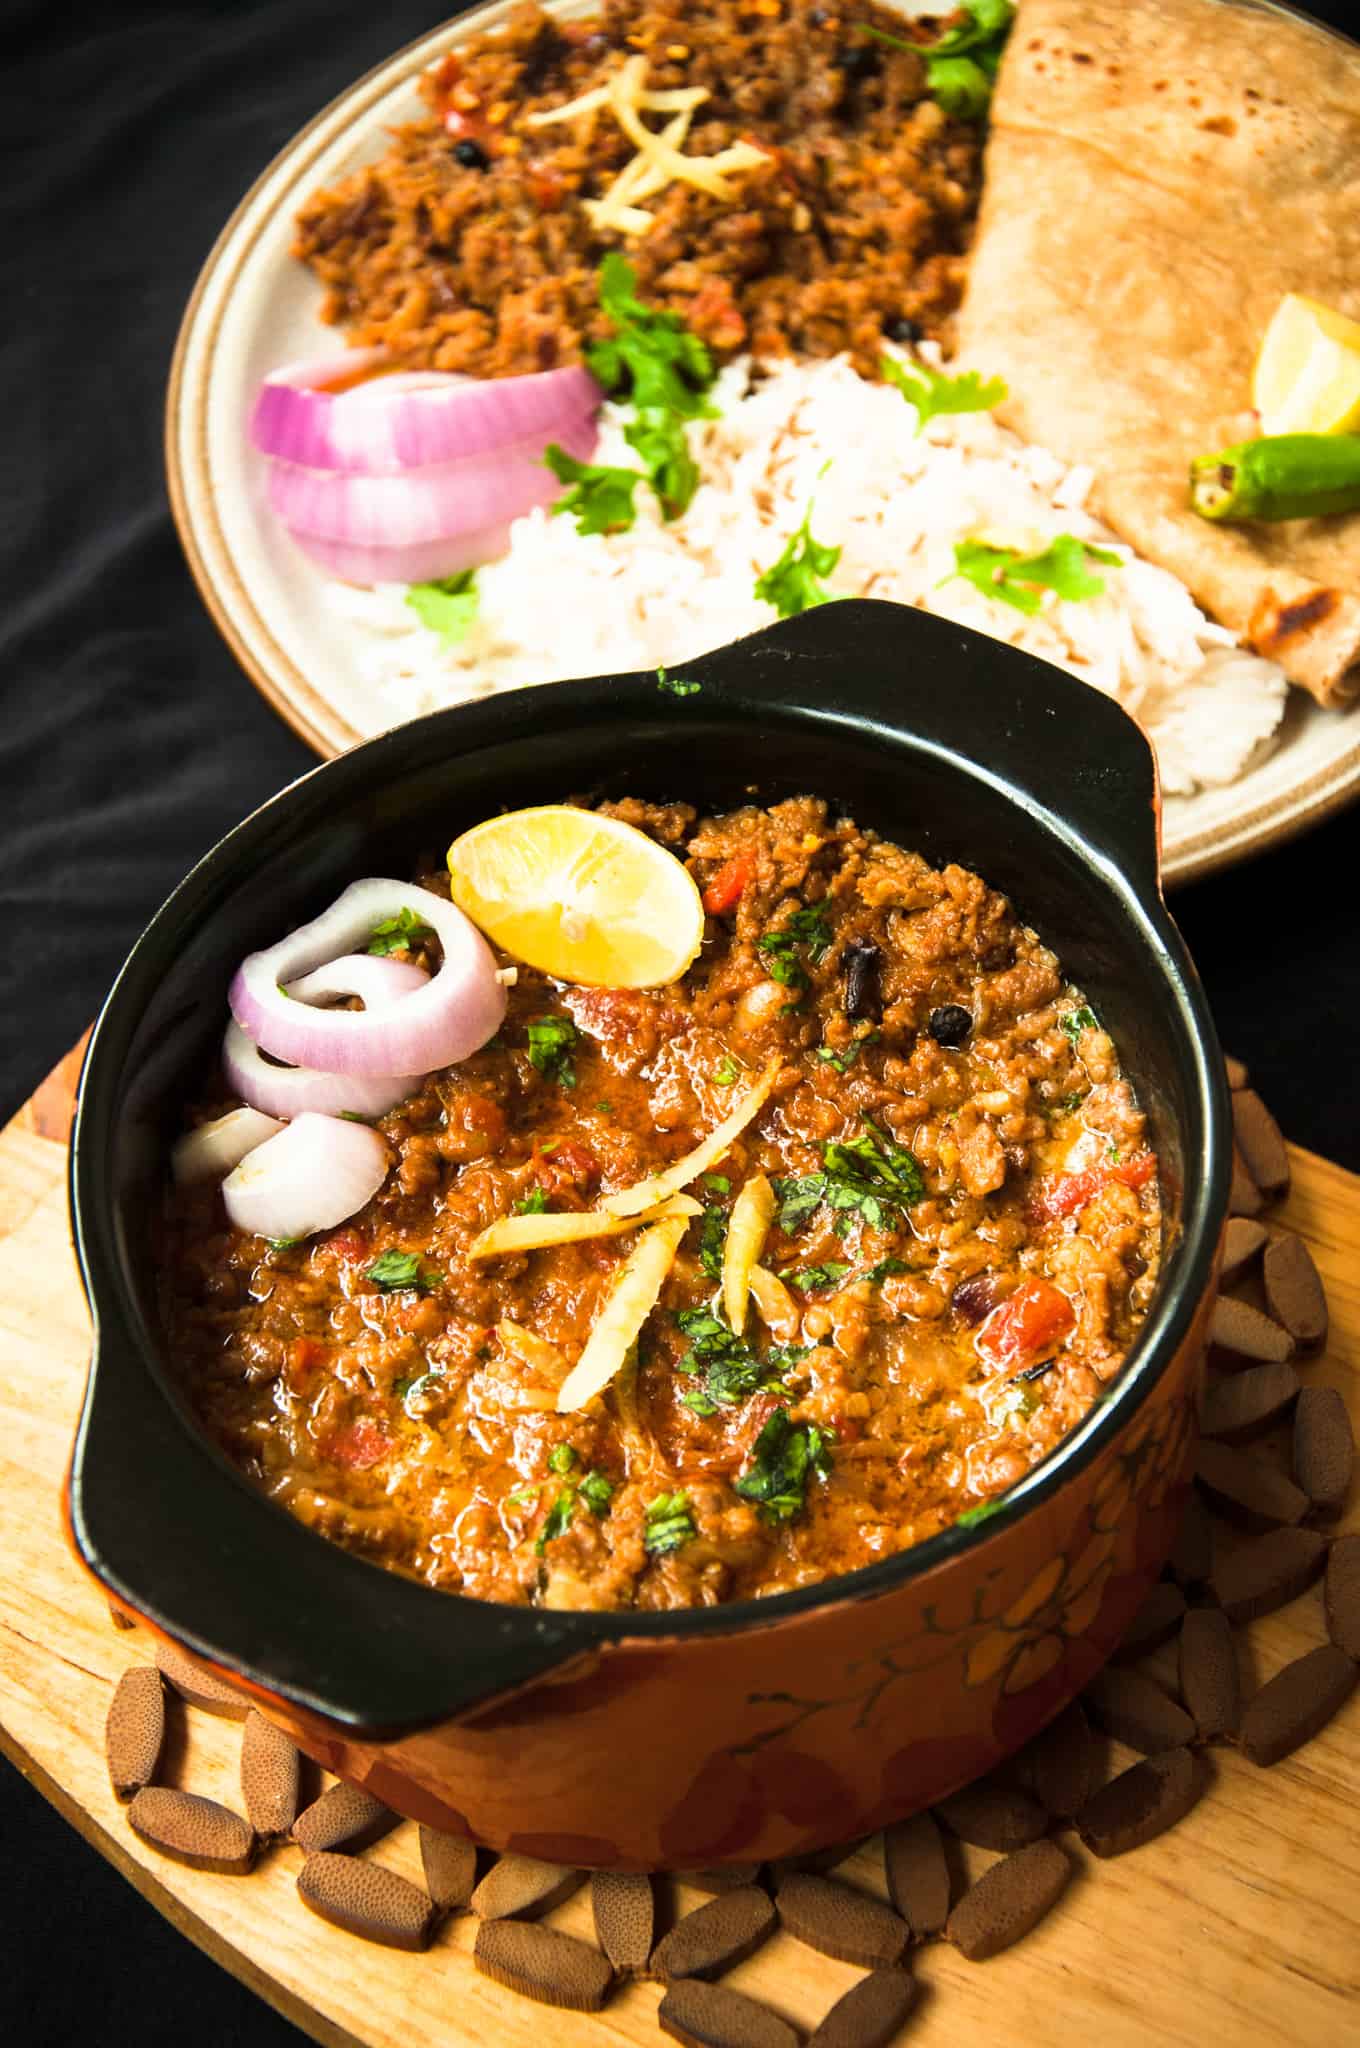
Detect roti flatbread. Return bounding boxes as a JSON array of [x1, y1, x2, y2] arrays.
[[956, 0, 1360, 703]]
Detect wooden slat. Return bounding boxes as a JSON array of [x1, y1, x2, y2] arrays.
[[1, 1049, 1356, 2045]]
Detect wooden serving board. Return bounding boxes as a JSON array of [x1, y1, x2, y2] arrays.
[[2, 1038, 1357, 2047]]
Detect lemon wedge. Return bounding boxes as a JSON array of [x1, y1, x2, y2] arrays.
[[447, 805, 705, 987], [1253, 293, 1360, 437]]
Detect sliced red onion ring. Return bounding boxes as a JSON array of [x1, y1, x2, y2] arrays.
[[222, 1022, 413, 1121], [223, 954, 431, 1119], [229, 880, 506, 1078], [172, 1107, 284, 1185], [266, 413, 598, 545], [283, 520, 515, 589], [222, 1112, 390, 1241], [287, 953, 430, 1009], [250, 356, 602, 475]]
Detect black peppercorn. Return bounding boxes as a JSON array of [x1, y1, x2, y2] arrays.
[[928, 1003, 973, 1047], [838, 43, 880, 81], [452, 138, 490, 170], [884, 315, 923, 344]]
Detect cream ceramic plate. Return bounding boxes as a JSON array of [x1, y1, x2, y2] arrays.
[[165, 0, 1360, 887]]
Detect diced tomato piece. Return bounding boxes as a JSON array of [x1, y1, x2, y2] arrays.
[[326, 1419, 390, 1471], [1027, 1169, 1103, 1223], [536, 1137, 601, 1199], [1111, 1151, 1157, 1191], [284, 1337, 326, 1393], [1028, 1150, 1157, 1223], [528, 160, 567, 211], [975, 1277, 1075, 1373], [324, 1227, 368, 1262], [702, 854, 754, 916], [431, 53, 462, 97]]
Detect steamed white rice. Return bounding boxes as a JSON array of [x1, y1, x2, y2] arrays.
[[327, 348, 1288, 796]]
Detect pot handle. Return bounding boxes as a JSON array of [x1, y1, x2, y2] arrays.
[[678, 599, 1165, 903], [68, 1297, 594, 1733]]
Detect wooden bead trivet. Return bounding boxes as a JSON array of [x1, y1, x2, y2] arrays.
[[98, 1054, 1359, 2044]]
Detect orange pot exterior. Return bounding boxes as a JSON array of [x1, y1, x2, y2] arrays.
[[104, 1287, 1209, 1869]]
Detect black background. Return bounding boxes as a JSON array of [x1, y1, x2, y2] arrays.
[[3, 2, 1357, 2039]]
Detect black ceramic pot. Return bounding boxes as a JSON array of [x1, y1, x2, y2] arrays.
[[67, 599, 1229, 1864]]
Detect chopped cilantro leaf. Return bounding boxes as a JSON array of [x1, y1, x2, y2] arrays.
[[367, 906, 434, 957], [505, 1485, 540, 1508], [673, 1309, 802, 1417], [548, 1444, 577, 1474], [644, 1489, 696, 1555], [881, 353, 1007, 433], [945, 535, 1123, 617], [822, 1120, 927, 1220], [403, 570, 478, 648], [857, 1, 1015, 120], [697, 1203, 729, 1283], [714, 1057, 741, 1086], [864, 1257, 910, 1285], [535, 1486, 576, 1554], [815, 1030, 879, 1074], [754, 499, 841, 618], [626, 410, 700, 519], [703, 1173, 731, 1195], [782, 1261, 851, 1293], [734, 1408, 833, 1523], [758, 905, 834, 990], [1059, 1006, 1099, 1042], [545, 444, 645, 535], [365, 1250, 439, 1293], [526, 1014, 578, 1087], [514, 1184, 551, 1215], [589, 253, 717, 421], [656, 664, 702, 697], [265, 1236, 300, 1251], [773, 1173, 828, 1235], [578, 1469, 614, 1516], [596, 1100, 614, 1113], [1048, 1091, 1085, 1115]]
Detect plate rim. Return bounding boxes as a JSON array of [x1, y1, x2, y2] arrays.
[[164, 0, 1360, 887]]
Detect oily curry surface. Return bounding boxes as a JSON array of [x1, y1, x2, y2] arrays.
[[159, 799, 1161, 1612]]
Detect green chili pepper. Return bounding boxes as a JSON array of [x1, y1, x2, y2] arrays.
[[1190, 434, 1360, 522]]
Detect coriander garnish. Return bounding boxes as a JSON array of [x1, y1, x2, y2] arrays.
[[526, 1014, 579, 1087], [367, 906, 435, 957], [754, 501, 841, 618], [757, 904, 833, 991], [644, 1490, 697, 1555], [365, 1250, 440, 1293], [734, 1408, 833, 1524]]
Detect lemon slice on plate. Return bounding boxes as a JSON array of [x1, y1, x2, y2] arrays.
[[447, 805, 705, 987], [1253, 293, 1360, 437]]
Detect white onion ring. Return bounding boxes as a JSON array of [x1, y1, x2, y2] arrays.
[[229, 880, 506, 1078], [222, 1113, 391, 1241], [172, 1107, 284, 1186], [265, 413, 598, 545], [281, 519, 515, 588], [223, 954, 430, 1119]]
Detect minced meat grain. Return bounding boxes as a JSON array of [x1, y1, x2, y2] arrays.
[[293, 0, 983, 379], [159, 798, 1162, 1614]]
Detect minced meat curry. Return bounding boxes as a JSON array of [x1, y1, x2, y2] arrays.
[[159, 798, 1161, 1613], [293, 0, 983, 379]]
